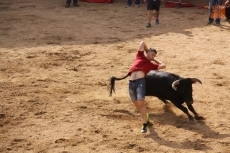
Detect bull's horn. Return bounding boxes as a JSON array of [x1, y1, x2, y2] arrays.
[[172, 80, 180, 90], [191, 78, 202, 85]]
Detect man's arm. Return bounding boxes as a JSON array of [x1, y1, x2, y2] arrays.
[[153, 58, 166, 69], [138, 41, 149, 52]]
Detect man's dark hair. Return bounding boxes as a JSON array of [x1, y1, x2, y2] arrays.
[[148, 48, 157, 54]]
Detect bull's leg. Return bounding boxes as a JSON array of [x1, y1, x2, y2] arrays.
[[158, 98, 170, 105], [159, 98, 171, 112], [187, 104, 205, 120], [174, 103, 195, 122]]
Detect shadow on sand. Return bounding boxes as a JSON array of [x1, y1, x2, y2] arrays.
[[145, 110, 230, 151]]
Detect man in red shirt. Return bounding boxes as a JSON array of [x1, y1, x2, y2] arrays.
[[128, 41, 166, 133]]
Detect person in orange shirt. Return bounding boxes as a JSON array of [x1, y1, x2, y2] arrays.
[[207, 0, 223, 25]]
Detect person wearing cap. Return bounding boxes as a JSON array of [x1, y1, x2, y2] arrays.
[[128, 41, 166, 133]]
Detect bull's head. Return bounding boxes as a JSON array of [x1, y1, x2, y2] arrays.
[[172, 78, 202, 105]]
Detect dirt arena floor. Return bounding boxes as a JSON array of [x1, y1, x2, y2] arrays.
[[0, 0, 230, 152]]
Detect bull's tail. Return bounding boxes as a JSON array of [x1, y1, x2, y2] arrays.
[[108, 74, 129, 96]]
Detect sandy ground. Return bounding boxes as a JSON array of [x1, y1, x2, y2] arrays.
[[0, 0, 230, 152]]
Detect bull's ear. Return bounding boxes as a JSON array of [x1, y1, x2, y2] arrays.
[[191, 78, 202, 85]]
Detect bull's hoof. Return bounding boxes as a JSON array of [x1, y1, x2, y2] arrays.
[[190, 119, 196, 123], [195, 115, 205, 120], [188, 116, 196, 123]]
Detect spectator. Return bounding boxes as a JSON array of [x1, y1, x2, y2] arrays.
[[125, 0, 140, 8], [177, 0, 182, 9], [207, 0, 223, 25], [66, 0, 79, 7], [144, 0, 163, 27], [225, 0, 230, 22]]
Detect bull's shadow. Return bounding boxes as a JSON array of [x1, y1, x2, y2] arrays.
[[145, 108, 230, 151], [145, 124, 212, 151]]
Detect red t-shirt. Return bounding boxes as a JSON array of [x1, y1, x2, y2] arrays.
[[128, 51, 159, 76]]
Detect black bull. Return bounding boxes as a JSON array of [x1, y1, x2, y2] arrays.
[[109, 70, 205, 122]]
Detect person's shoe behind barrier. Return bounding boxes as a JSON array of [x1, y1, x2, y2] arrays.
[[207, 20, 213, 25], [66, 0, 71, 7], [73, 0, 79, 6], [177, 3, 181, 9], [74, 3, 79, 6], [66, 3, 70, 7], [155, 19, 159, 24], [215, 22, 220, 25], [146, 23, 151, 27]]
